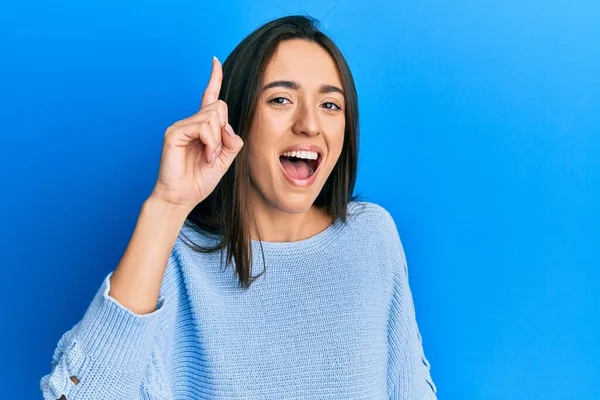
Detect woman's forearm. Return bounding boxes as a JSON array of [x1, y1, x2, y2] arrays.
[[108, 195, 190, 314]]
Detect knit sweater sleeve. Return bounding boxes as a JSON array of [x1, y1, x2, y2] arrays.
[[380, 208, 438, 399], [40, 259, 177, 400]]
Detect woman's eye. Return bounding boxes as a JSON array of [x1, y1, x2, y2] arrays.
[[322, 102, 342, 111], [268, 97, 291, 106]]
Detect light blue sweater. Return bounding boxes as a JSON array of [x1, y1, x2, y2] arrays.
[[40, 201, 437, 399]]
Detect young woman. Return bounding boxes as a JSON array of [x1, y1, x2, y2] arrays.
[[41, 15, 437, 400]]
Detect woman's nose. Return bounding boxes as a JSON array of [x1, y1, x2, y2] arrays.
[[292, 104, 320, 137]]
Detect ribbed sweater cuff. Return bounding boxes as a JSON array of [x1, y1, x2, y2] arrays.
[[74, 272, 164, 371]]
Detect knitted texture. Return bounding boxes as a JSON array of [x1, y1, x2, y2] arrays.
[[41, 201, 437, 399]]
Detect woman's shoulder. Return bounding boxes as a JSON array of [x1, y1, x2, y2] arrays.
[[166, 222, 225, 275], [347, 200, 398, 232], [347, 200, 405, 254], [348, 199, 392, 215]]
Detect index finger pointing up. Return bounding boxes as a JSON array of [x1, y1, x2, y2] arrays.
[[201, 56, 223, 109]]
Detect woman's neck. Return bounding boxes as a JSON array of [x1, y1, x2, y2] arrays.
[[248, 196, 334, 243]]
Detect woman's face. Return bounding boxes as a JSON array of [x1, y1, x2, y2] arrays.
[[247, 39, 346, 214]]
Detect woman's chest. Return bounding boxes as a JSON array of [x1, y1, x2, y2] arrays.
[[173, 247, 393, 398]]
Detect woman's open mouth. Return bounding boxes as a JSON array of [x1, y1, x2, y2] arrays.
[[278, 149, 323, 187]]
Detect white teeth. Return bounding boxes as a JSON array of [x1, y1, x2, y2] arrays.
[[282, 150, 319, 160]]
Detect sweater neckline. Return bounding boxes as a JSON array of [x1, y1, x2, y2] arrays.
[[250, 214, 346, 255]]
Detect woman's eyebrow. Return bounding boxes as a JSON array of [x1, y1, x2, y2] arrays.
[[262, 80, 299, 91], [261, 80, 344, 95], [319, 84, 344, 96]]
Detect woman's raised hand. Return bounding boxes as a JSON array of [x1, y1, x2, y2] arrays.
[[151, 57, 243, 211]]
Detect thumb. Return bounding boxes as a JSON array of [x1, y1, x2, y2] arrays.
[[215, 123, 244, 169]]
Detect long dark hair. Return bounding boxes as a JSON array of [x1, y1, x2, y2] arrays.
[[181, 15, 361, 288]]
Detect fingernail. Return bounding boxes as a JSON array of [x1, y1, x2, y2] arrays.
[[225, 123, 235, 137], [213, 55, 218, 63]]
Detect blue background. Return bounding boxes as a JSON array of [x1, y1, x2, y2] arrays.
[[1, 1, 598, 398]]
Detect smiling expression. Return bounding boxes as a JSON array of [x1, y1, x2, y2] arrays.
[[246, 39, 346, 214]]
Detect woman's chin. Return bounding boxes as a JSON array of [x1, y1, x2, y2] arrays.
[[271, 192, 321, 215]]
